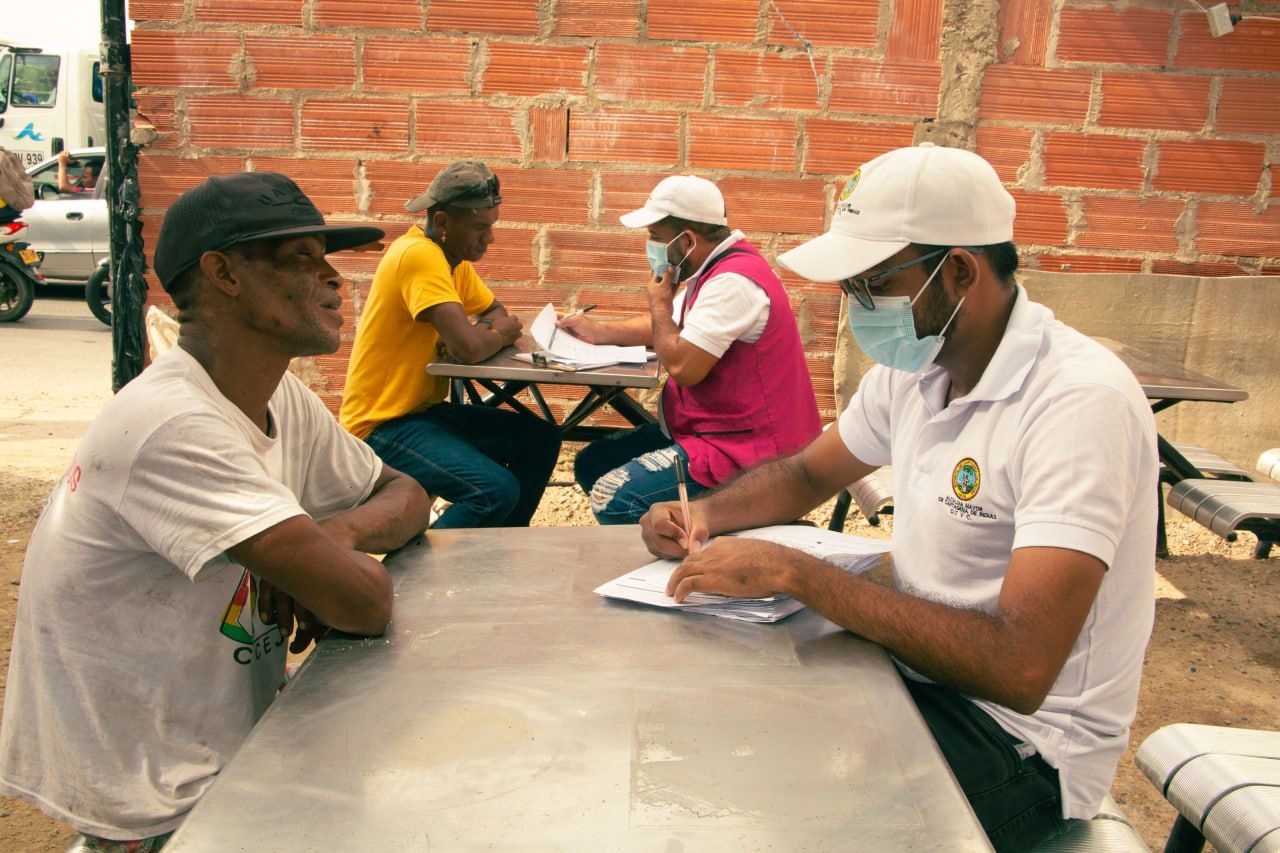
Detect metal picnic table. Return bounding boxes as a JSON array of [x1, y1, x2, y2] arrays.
[[428, 345, 661, 443], [164, 527, 991, 851], [829, 337, 1250, 550], [1093, 338, 1248, 479]]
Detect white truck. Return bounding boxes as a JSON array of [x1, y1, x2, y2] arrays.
[[0, 43, 107, 168]]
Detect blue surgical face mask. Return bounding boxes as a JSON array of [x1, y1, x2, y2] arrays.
[[645, 231, 694, 280], [844, 257, 965, 374]]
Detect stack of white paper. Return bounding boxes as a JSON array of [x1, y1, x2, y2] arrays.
[[594, 525, 891, 623], [529, 304, 649, 366]]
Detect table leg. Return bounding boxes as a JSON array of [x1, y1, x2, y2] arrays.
[[828, 490, 853, 532], [1158, 434, 1205, 483], [527, 385, 556, 422], [607, 388, 657, 427], [561, 388, 610, 433], [1156, 480, 1169, 559], [473, 379, 540, 420], [1162, 814, 1205, 853]]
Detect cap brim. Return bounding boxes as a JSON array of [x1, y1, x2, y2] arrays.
[[619, 206, 668, 228], [404, 191, 433, 213], [778, 231, 909, 282], [238, 223, 387, 254]]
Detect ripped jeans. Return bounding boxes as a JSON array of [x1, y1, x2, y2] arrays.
[[574, 423, 709, 525]]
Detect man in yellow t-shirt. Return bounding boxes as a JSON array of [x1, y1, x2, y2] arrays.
[[340, 161, 561, 528]]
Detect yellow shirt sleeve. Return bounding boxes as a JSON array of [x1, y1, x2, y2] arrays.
[[454, 262, 497, 316], [400, 242, 465, 320]]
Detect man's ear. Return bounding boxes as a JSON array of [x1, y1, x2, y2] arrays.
[[948, 248, 983, 299], [196, 250, 242, 298], [430, 209, 453, 237]]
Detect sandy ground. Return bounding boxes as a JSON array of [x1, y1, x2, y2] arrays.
[[0, 294, 1276, 850]]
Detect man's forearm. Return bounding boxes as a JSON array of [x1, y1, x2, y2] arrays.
[[321, 472, 431, 554], [648, 296, 682, 365], [596, 315, 653, 346], [699, 453, 828, 534], [786, 556, 1047, 714]]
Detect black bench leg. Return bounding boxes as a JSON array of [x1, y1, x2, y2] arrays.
[[1163, 815, 1205, 853], [1156, 481, 1169, 559], [828, 491, 852, 532]]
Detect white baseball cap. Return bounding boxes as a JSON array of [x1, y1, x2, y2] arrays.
[[619, 175, 728, 228], [779, 143, 1015, 282]]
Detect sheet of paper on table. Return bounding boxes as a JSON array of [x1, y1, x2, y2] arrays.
[[529, 303, 650, 365], [594, 525, 891, 623], [512, 353, 621, 372]]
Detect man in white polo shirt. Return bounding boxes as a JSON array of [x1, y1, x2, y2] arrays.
[[639, 144, 1157, 851], [561, 175, 819, 523]]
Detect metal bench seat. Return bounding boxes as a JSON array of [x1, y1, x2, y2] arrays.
[[1138, 724, 1280, 853], [1202, 784, 1280, 853], [1166, 479, 1280, 556], [1259, 448, 1280, 483], [1138, 725, 1280, 793], [1163, 443, 1255, 482], [849, 466, 894, 526], [1168, 754, 1280, 827], [826, 466, 894, 531], [1032, 794, 1149, 851]]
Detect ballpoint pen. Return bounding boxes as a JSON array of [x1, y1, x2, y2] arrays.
[[675, 457, 695, 554], [549, 303, 597, 351]]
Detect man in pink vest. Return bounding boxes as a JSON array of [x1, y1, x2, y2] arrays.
[[559, 175, 821, 524]]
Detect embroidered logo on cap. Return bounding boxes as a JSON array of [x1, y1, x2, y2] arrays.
[[836, 169, 861, 215], [952, 457, 980, 501]]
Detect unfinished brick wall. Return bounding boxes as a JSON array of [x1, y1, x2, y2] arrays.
[[128, 0, 1279, 420]]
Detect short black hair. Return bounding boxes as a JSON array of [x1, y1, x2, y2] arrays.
[[425, 202, 470, 235], [657, 215, 732, 244], [912, 241, 1018, 288]]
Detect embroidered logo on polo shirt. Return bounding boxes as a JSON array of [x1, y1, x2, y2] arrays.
[[952, 457, 981, 501]]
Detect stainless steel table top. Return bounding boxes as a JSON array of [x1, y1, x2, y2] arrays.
[[428, 346, 661, 389], [1096, 337, 1248, 404], [167, 528, 990, 851]]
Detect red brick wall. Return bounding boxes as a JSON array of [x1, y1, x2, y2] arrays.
[[130, 0, 1279, 419]]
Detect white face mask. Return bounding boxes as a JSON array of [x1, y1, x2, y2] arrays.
[[645, 231, 693, 280], [844, 257, 964, 374]]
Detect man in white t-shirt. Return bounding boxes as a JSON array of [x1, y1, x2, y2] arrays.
[[0, 172, 432, 849], [561, 175, 820, 523], [640, 145, 1157, 851]]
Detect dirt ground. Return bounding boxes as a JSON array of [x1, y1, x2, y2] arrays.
[[0, 451, 1276, 850]]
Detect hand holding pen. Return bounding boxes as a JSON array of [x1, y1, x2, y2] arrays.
[[675, 458, 700, 555], [553, 303, 599, 346]]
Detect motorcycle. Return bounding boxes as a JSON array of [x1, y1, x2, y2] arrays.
[[0, 218, 42, 323], [85, 256, 111, 326]]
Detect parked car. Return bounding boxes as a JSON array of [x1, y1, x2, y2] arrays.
[[23, 145, 106, 283]]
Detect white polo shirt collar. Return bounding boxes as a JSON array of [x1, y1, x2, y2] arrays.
[[915, 285, 1046, 414]]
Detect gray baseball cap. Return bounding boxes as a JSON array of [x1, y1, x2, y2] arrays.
[[405, 161, 502, 213]]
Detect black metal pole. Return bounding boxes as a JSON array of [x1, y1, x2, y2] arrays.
[[101, 0, 146, 391]]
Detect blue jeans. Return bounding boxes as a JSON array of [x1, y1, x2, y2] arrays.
[[366, 403, 561, 528], [574, 422, 708, 525]]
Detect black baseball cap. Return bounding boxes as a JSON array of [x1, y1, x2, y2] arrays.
[[154, 172, 385, 289]]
